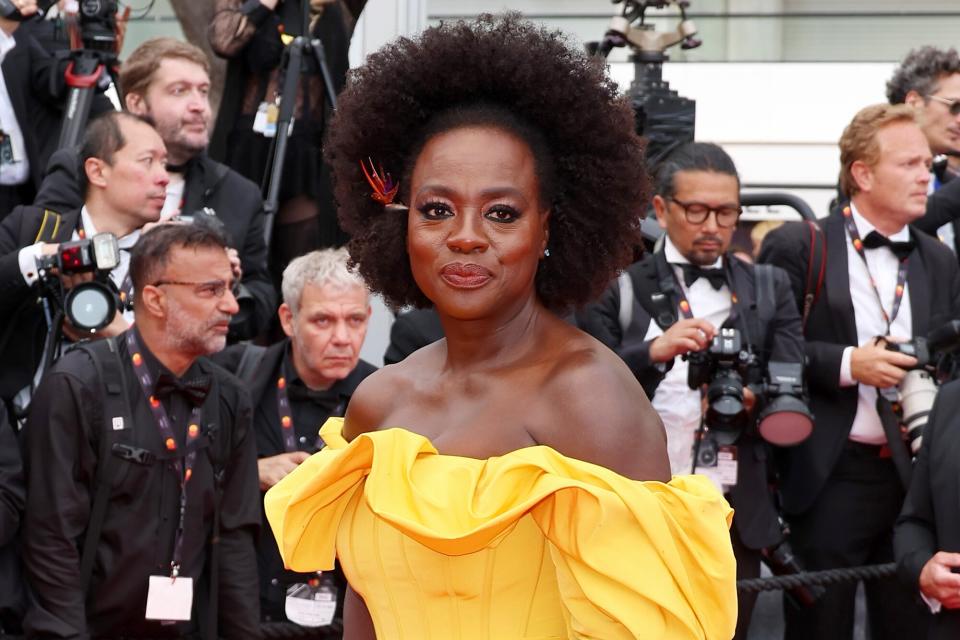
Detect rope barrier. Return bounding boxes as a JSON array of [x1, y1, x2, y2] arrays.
[[737, 562, 897, 593]]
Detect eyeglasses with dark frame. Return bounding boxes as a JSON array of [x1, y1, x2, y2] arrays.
[[927, 94, 960, 117], [152, 279, 239, 298], [668, 197, 742, 228]]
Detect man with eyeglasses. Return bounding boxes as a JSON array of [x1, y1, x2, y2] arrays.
[[759, 104, 956, 640], [578, 141, 803, 640], [888, 46, 960, 258], [0, 111, 168, 412], [20, 223, 261, 638]]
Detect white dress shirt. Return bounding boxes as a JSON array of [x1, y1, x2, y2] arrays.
[[837, 203, 913, 444], [644, 236, 731, 476], [0, 28, 29, 186]]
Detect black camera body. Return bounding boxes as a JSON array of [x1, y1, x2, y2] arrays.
[[884, 321, 960, 455], [687, 327, 814, 458], [687, 327, 761, 439], [34, 233, 123, 332]]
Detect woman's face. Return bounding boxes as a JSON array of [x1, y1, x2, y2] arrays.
[[407, 125, 550, 320]]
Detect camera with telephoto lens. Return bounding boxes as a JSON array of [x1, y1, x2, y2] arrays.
[[34, 233, 122, 332], [687, 328, 814, 454], [883, 320, 960, 456], [172, 208, 255, 334]]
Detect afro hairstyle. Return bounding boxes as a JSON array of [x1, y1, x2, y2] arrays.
[[325, 13, 649, 311]]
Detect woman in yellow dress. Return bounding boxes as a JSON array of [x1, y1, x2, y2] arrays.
[[266, 13, 737, 639]]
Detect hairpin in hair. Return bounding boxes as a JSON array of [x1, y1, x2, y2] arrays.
[[360, 158, 400, 206]]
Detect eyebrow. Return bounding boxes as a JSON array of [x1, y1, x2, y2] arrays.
[[415, 184, 527, 200]]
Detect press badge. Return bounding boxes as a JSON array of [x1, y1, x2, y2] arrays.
[[285, 578, 337, 627], [145, 575, 193, 622], [699, 445, 738, 493]]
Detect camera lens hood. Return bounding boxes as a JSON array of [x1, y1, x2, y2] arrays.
[[65, 281, 117, 332]]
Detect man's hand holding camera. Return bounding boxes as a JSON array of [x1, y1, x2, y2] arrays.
[[920, 552, 960, 609], [649, 318, 717, 363], [850, 336, 918, 388]]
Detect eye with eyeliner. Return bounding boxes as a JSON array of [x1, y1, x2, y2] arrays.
[[485, 205, 521, 223], [416, 201, 454, 220]]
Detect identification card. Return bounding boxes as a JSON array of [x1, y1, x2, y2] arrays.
[[716, 445, 738, 488], [698, 445, 738, 493], [263, 103, 279, 138], [145, 575, 193, 622], [0, 133, 14, 166], [285, 580, 337, 627], [252, 102, 269, 135]]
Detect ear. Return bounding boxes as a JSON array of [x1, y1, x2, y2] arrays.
[[652, 195, 669, 229], [125, 92, 147, 115], [84, 157, 109, 190], [539, 208, 551, 256], [850, 159, 874, 193], [139, 285, 166, 320], [904, 89, 926, 110], [278, 303, 296, 339]]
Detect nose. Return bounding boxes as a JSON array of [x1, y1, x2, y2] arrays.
[[156, 164, 170, 188], [220, 287, 240, 315], [700, 210, 721, 233], [446, 211, 489, 254], [331, 320, 351, 344]]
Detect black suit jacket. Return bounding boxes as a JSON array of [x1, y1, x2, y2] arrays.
[[895, 379, 960, 639], [913, 173, 960, 260], [383, 308, 444, 365], [759, 208, 960, 515], [1, 29, 63, 190], [0, 205, 81, 401], [578, 250, 803, 550], [34, 150, 277, 340]]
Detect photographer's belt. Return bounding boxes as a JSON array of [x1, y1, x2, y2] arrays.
[[125, 331, 203, 581], [841, 205, 908, 333]]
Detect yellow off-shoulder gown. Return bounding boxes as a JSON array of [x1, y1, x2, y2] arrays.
[[265, 418, 738, 639]]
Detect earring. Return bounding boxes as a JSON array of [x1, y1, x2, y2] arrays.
[[543, 248, 551, 258]]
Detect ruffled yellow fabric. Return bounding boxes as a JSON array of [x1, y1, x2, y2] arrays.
[[265, 418, 737, 640]]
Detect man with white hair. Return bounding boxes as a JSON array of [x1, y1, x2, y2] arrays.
[[215, 247, 376, 633]]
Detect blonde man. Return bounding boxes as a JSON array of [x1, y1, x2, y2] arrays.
[[760, 103, 956, 640]]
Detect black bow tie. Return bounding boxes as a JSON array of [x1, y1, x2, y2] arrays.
[[154, 373, 211, 407], [678, 264, 727, 290], [287, 384, 339, 409], [862, 231, 915, 260]]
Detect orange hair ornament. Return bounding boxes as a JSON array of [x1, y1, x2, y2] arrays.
[[360, 158, 406, 212]]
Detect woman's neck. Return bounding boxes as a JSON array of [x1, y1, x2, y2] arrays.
[[438, 295, 547, 372]]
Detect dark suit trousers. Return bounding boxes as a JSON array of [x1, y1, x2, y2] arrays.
[[784, 445, 929, 640], [732, 525, 761, 640]]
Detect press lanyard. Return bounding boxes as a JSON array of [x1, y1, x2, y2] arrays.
[[125, 331, 203, 578], [841, 205, 909, 333], [274, 362, 340, 453]]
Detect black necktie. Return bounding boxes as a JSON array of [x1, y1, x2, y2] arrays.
[[154, 373, 211, 407], [678, 264, 727, 290], [862, 231, 915, 260]]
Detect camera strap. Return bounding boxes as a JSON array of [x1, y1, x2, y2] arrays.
[[274, 357, 339, 453], [124, 331, 204, 579], [841, 205, 908, 334]]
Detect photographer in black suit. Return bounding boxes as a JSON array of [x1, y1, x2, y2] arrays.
[[578, 142, 805, 639], [214, 248, 375, 633], [759, 103, 960, 640], [0, 111, 168, 409], [34, 37, 276, 341], [896, 379, 960, 639]]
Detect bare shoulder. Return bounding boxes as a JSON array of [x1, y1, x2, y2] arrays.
[[532, 329, 670, 481], [342, 341, 442, 440]]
